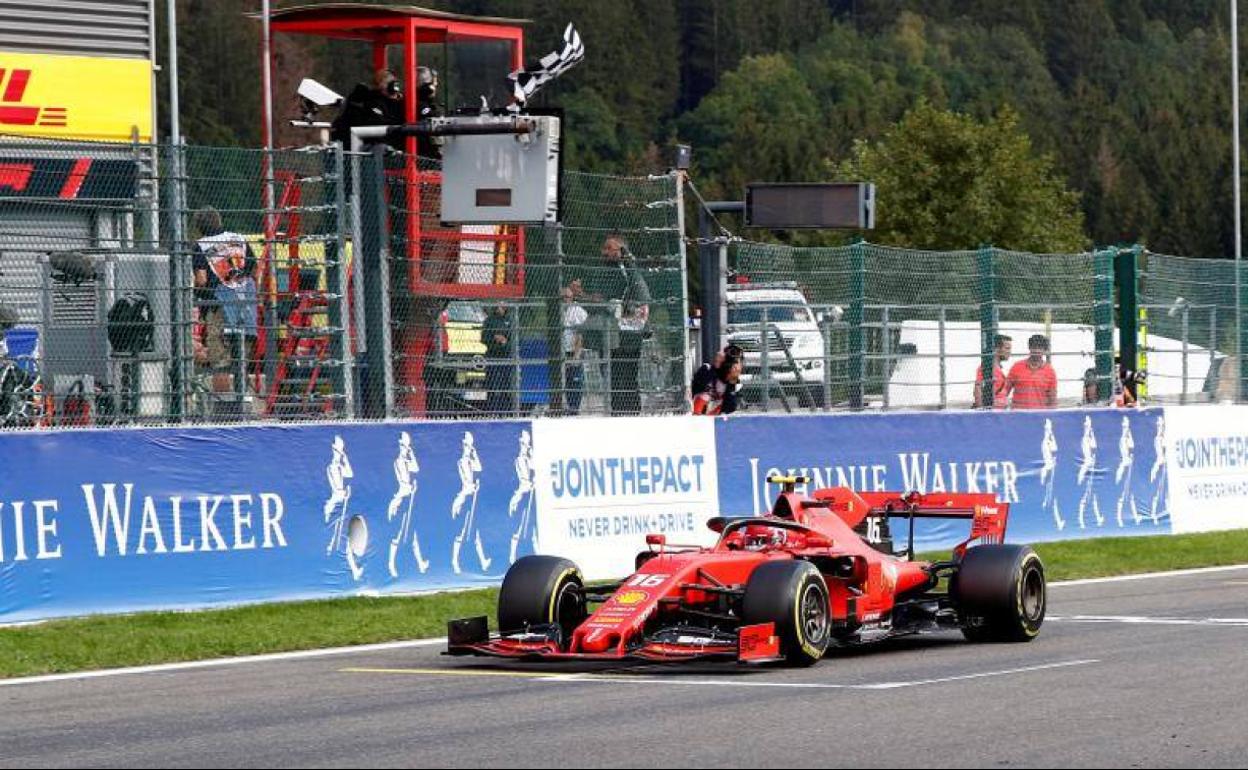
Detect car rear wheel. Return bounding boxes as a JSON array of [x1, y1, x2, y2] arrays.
[[742, 560, 831, 666], [951, 545, 1046, 643], [497, 555, 586, 645]]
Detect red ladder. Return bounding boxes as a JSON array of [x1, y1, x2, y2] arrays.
[[265, 292, 333, 417]]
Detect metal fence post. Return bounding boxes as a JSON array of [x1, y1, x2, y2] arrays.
[[1115, 246, 1140, 403], [881, 304, 892, 411], [330, 142, 355, 418], [674, 172, 692, 409], [848, 240, 866, 410], [1181, 303, 1190, 404], [1210, 304, 1220, 402], [510, 304, 521, 417], [358, 145, 393, 419], [977, 245, 997, 408], [166, 142, 186, 422], [821, 312, 834, 410], [1241, 260, 1248, 403], [761, 304, 772, 408], [1094, 247, 1117, 403], [549, 223, 566, 415], [697, 201, 743, 365], [939, 306, 948, 410]]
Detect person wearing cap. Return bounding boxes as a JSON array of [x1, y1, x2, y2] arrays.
[[1005, 334, 1058, 409]]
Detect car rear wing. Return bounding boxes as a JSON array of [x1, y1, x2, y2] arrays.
[[811, 487, 1009, 559]]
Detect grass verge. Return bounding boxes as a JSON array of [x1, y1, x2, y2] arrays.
[[3, 529, 1247, 680]]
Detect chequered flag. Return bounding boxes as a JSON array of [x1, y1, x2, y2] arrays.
[[508, 23, 585, 108]]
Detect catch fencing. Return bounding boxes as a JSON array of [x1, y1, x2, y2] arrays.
[[0, 136, 687, 428], [1, 135, 1245, 430]]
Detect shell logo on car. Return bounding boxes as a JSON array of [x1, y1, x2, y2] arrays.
[[613, 590, 649, 606]]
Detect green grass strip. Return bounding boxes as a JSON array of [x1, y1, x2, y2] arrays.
[[2, 529, 1246, 680]]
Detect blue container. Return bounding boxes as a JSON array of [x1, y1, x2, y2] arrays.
[[3, 327, 39, 375]]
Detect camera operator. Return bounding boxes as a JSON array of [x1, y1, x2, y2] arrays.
[[331, 69, 406, 151], [413, 66, 441, 160]]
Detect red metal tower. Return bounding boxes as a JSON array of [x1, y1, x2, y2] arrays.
[[265, 4, 528, 416]]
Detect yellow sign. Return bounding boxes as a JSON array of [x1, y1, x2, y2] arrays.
[[0, 52, 153, 142]]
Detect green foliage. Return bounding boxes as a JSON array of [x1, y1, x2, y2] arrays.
[[160, 1, 1245, 257], [834, 103, 1088, 252], [0, 589, 498, 678], [678, 54, 823, 197]]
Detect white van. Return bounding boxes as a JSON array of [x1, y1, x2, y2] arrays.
[[724, 282, 835, 407]]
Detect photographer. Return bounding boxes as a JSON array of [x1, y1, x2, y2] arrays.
[[693, 356, 742, 416]]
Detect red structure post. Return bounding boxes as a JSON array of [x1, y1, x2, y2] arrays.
[[265, 5, 530, 417]]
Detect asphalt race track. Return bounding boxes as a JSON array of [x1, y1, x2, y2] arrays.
[[3, 567, 1247, 768]]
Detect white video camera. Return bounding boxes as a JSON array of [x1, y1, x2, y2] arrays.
[[298, 78, 343, 109], [292, 79, 345, 142]]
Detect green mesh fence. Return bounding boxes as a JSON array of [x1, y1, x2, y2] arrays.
[[5, 134, 1244, 429], [378, 154, 688, 419], [0, 137, 352, 428], [726, 240, 1114, 411], [1141, 251, 1245, 403]]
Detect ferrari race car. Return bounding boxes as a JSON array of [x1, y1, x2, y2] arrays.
[[447, 476, 1046, 666]]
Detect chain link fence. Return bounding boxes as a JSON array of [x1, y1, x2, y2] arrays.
[[376, 153, 688, 420], [4, 135, 1246, 429], [0, 136, 688, 429], [727, 241, 1116, 412], [1141, 251, 1246, 404]]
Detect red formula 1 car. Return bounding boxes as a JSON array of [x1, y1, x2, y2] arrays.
[[447, 476, 1046, 666]]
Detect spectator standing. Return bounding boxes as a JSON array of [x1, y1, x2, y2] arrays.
[[560, 278, 588, 415], [1005, 334, 1058, 409], [192, 207, 259, 396], [583, 234, 651, 415], [974, 334, 1012, 409], [481, 304, 515, 417], [1083, 366, 1100, 405]]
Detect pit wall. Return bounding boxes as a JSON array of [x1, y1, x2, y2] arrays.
[[1, 406, 1244, 623]]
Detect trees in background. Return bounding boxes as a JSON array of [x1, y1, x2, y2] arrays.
[[157, 0, 1243, 256], [834, 104, 1087, 252]]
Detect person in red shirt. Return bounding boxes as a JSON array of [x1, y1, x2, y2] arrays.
[[1006, 334, 1058, 409], [974, 334, 1013, 409]]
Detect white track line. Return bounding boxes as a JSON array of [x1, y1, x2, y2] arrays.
[[0, 638, 447, 688], [1049, 563, 1248, 587], [535, 659, 1100, 691], [1048, 615, 1248, 627], [4, 563, 1246, 689]]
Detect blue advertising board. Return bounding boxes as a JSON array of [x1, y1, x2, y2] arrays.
[[0, 407, 1184, 624], [0, 420, 537, 623], [714, 408, 1171, 550]]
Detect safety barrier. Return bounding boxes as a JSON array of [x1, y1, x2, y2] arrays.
[[1, 406, 1245, 622]]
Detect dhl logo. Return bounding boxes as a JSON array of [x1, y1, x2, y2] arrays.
[[0, 68, 68, 128]]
